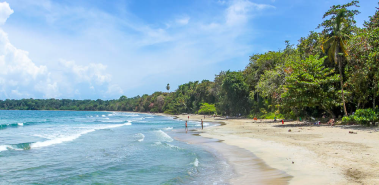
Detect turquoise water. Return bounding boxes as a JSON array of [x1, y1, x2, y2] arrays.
[[0, 110, 231, 184]]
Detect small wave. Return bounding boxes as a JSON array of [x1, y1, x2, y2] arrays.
[[195, 123, 210, 127], [192, 158, 199, 167], [0, 145, 8, 152], [0, 143, 32, 152], [101, 115, 106, 117], [0, 122, 27, 130], [155, 130, 173, 142], [135, 133, 145, 142], [163, 127, 173, 130], [31, 122, 132, 149], [145, 117, 154, 119], [153, 141, 162, 145], [121, 114, 140, 117], [101, 120, 125, 123], [166, 143, 183, 150]]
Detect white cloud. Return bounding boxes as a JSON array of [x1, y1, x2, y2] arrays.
[[59, 59, 111, 85], [226, 0, 275, 26], [106, 84, 124, 95], [0, 2, 123, 99], [176, 16, 190, 25], [0, 2, 13, 25], [1, 0, 275, 98]]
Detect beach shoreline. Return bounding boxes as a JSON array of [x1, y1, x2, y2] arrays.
[[154, 113, 379, 185]]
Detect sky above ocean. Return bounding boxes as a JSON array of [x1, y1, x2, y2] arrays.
[[0, 0, 377, 100]]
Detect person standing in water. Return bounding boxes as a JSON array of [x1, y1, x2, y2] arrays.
[[185, 121, 188, 133], [201, 119, 203, 130]]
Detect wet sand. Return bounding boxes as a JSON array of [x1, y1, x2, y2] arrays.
[[171, 129, 291, 184]]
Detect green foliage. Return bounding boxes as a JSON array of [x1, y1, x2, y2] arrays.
[[218, 71, 250, 115], [364, 3, 379, 30], [282, 55, 340, 117], [259, 112, 284, 119], [343, 109, 379, 125], [198, 103, 216, 115]]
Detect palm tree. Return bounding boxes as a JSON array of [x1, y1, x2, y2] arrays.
[[166, 83, 170, 93], [321, 8, 350, 116]]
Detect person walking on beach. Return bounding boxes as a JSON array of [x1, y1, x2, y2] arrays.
[[188, 116, 189, 120], [201, 119, 203, 130], [185, 121, 188, 133], [282, 119, 284, 125]]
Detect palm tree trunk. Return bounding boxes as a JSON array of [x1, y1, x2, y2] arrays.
[[374, 82, 377, 109], [336, 47, 348, 116]]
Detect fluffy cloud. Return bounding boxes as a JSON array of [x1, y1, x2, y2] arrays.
[[59, 59, 111, 85], [1, 0, 275, 98], [226, 0, 275, 26], [0, 2, 13, 25], [0, 2, 122, 99]]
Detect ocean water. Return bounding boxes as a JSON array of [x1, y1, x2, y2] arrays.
[[0, 110, 232, 184]]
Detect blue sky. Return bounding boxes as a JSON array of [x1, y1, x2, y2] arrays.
[[0, 0, 377, 100]]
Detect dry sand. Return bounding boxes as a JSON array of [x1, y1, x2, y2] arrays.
[[167, 114, 379, 185]]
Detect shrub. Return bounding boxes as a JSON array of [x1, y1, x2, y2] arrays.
[[343, 108, 379, 125], [198, 103, 216, 115]]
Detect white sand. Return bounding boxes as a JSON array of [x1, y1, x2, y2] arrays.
[[170, 114, 379, 185]]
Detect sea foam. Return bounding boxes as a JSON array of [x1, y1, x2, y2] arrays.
[[0, 145, 8, 152], [155, 130, 173, 142], [136, 133, 145, 142], [31, 122, 132, 149], [193, 158, 199, 167]]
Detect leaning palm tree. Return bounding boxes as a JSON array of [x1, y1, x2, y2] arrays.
[[319, 1, 360, 116]]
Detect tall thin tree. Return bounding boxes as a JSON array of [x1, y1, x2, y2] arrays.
[[319, 1, 360, 116]]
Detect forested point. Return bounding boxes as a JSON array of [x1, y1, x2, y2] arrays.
[[1, 1, 378, 125]]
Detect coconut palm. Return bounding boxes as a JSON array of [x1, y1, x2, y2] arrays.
[[166, 83, 170, 93], [321, 9, 350, 116], [320, 1, 360, 116]]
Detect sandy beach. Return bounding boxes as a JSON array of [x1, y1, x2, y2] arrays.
[[165, 114, 379, 185]]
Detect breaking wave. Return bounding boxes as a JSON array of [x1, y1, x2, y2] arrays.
[[155, 130, 173, 142]]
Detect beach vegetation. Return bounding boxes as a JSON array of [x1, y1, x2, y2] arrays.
[[198, 103, 216, 115]]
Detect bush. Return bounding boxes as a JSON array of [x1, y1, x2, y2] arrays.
[[343, 108, 379, 125], [198, 103, 216, 115]]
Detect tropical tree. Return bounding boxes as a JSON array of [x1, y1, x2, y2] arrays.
[[282, 55, 340, 118], [166, 83, 170, 93], [318, 1, 360, 116]]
